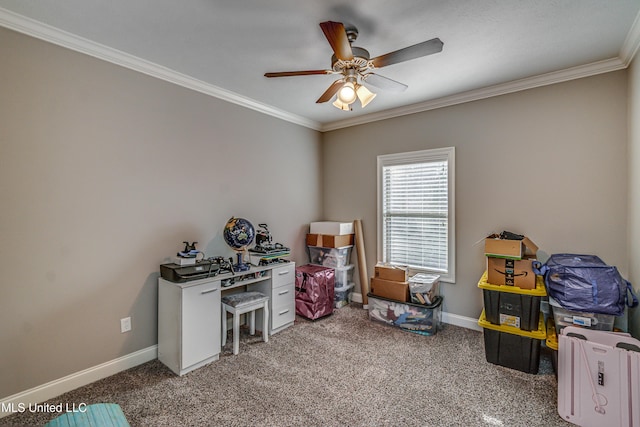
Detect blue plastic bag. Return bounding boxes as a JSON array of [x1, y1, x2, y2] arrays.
[[532, 254, 637, 316]]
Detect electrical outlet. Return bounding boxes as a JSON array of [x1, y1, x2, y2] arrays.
[[120, 317, 131, 333]]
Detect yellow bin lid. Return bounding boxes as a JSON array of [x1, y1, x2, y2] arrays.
[[478, 309, 546, 340], [477, 271, 547, 296]]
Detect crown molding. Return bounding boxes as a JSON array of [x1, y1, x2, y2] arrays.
[[2, 6, 637, 134], [621, 8, 640, 66], [0, 8, 322, 131], [320, 57, 627, 132]]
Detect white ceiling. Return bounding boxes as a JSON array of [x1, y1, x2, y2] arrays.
[[1, 1, 639, 131]]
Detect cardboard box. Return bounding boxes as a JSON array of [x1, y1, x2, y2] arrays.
[[374, 264, 408, 282], [310, 221, 354, 235], [370, 277, 410, 302], [306, 233, 354, 248], [487, 257, 537, 289], [484, 234, 538, 260]]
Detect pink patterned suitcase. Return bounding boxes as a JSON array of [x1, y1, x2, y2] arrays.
[[558, 326, 640, 427], [295, 264, 335, 320]]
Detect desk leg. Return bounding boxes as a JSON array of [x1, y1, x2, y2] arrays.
[[263, 302, 269, 343]]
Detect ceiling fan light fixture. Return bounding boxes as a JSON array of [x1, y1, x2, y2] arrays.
[[337, 81, 357, 104], [332, 98, 351, 111], [265, 21, 443, 112], [356, 84, 376, 108]]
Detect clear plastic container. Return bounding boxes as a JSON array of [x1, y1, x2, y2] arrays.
[[334, 264, 354, 288], [307, 246, 353, 268], [334, 282, 354, 308], [367, 294, 442, 336], [549, 296, 615, 334], [408, 273, 440, 305]]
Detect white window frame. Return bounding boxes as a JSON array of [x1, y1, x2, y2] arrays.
[[376, 147, 455, 283]]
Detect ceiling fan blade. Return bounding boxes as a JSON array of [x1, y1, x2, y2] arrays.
[[265, 70, 331, 77], [316, 80, 345, 103], [363, 73, 408, 93], [370, 38, 443, 68], [319, 21, 354, 61]]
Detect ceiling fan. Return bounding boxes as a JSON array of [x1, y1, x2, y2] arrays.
[[264, 21, 443, 111]]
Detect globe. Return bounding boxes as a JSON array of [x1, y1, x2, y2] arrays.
[[223, 217, 255, 249], [223, 217, 255, 271]]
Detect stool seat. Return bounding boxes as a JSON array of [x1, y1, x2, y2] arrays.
[[221, 291, 269, 308], [221, 291, 269, 355]]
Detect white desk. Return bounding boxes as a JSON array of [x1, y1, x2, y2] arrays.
[[157, 262, 295, 376]]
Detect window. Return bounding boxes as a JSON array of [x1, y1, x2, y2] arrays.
[[377, 147, 455, 283]]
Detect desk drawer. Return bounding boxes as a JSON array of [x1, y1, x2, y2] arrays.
[[273, 302, 295, 330], [272, 264, 295, 288], [272, 282, 295, 330], [273, 282, 295, 307]]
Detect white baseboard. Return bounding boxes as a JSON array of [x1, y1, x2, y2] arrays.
[[0, 345, 157, 419], [351, 292, 482, 332], [441, 312, 482, 331]]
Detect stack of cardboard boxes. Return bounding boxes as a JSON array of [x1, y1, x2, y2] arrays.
[[484, 233, 538, 289], [305, 221, 355, 308], [370, 264, 409, 302], [477, 233, 547, 374]]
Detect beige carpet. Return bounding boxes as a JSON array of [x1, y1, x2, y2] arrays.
[[4, 304, 571, 426]]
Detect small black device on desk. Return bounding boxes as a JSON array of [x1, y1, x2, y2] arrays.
[[160, 257, 234, 283]]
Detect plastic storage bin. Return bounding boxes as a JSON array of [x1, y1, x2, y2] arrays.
[[478, 309, 546, 374], [307, 246, 353, 268], [478, 271, 546, 331], [408, 273, 439, 305], [334, 282, 354, 308], [334, 264, 354, 288], [546, 318, 558, 377], [367, 294, 442, 336], [549, 296, 615, 334]]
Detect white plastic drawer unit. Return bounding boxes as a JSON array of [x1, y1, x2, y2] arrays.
[[272, 264, 295, 288], [271, 264, 295, 330], [272, 282, 295, 329]]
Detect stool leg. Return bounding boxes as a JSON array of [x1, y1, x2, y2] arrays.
[[263, 301, 269, 343], [250, 310, 256, 336], [233, 312, 240, 355], [221, 306, 227, 347]]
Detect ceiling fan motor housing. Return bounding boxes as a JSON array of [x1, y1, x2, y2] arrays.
[[331, 47, 371, 72]]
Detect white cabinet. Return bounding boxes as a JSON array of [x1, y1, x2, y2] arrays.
[[249, 263, 296, 334], [158, 262, 296, 375], [158, 278, 221, 376]]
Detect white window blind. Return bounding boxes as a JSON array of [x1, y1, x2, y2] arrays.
[[377, 147, 455, 282]]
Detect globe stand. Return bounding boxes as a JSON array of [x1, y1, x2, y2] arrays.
[[233, 251, 250, 272]]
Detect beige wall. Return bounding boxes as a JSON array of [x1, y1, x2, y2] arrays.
[[0, 27, 323, 398], [1, 23, 636, 401], [322, 71, 629, 323], [629, 56, 640, 338]]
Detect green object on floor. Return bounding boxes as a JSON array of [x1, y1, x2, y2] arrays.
[[44, 403, 129, 427]]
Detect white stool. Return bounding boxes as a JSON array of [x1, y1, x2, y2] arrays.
[[221, 291, 269, 355]]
